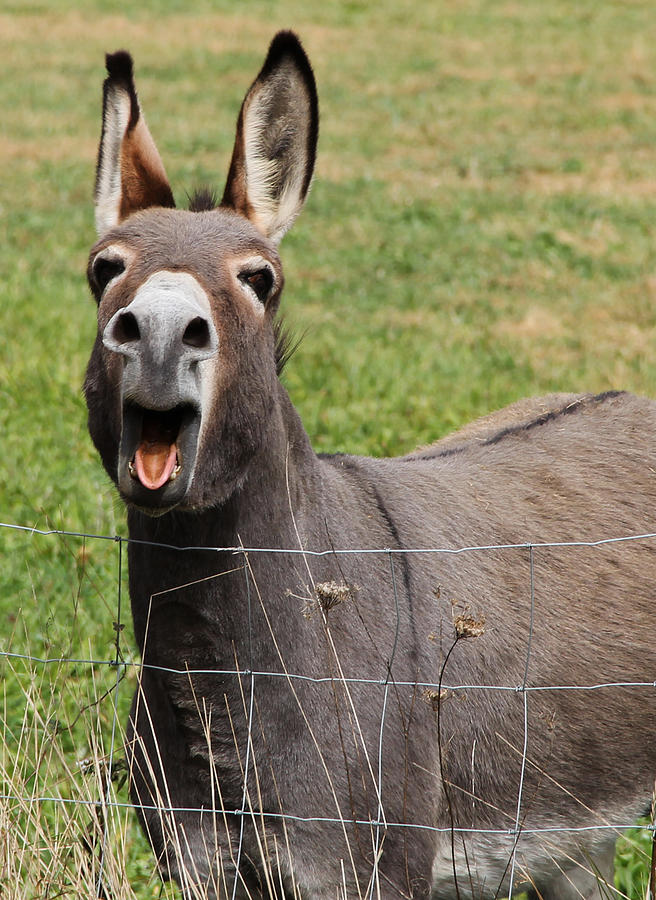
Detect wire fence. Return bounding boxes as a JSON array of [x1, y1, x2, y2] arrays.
[[1, 518, 655, 899]]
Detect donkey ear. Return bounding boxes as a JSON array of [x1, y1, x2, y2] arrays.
[[221, 31, 318, 244], [94, 51, 175, 236]]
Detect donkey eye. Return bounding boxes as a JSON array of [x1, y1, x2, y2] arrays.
[[93, 255, 126, 294], [239, 267, 274, 303]]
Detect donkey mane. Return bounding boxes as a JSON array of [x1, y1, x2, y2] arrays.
[[272, 315, 300, 375], [187, 187, 219, 212]]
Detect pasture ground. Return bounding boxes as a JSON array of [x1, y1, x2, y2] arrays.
[[1, 1, 656, 896]]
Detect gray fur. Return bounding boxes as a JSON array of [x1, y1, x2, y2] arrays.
[[84, 31, 656, 900]]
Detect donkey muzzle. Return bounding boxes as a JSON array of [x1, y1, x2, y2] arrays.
[[102, 271, 218, 512]]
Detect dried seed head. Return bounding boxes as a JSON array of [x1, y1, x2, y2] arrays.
[[303, 581, 357, 617], [315, 581, 354, 610], [453, 614, 486, 640], [423, 687, 451, 712]]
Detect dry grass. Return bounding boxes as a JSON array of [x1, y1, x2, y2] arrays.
[[0, 655, 141, 899]]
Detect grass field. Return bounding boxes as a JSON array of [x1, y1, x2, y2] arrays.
[[2, 1, 656, 896]]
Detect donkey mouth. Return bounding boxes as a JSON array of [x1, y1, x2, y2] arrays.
[[118, 404, 200, 510], [128, 409, 182, 490]]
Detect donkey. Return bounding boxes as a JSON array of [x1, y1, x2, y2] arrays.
[[84, 31, 656, 900]]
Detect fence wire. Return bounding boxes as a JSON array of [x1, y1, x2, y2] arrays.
[[1, 518, 655, 898]]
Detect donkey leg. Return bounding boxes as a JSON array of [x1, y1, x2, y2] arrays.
[[528, 842, 618, 899]]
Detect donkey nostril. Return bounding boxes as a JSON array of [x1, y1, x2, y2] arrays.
[[183, 316, 211, 349], [113, 311, 141, 344]]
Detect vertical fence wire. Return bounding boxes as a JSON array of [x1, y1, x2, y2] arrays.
[[369, 550, 401, 898], [95, 534, 125, 897], [231, 550, 255, 900], [506, 544, 536, 900]]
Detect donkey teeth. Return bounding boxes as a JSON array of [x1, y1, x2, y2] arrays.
[[127, 459, 182, 482]]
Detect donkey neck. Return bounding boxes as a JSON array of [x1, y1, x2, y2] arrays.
[[125, 382, 323, 650]]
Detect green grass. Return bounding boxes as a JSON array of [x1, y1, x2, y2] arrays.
[[2, 0, 656, 896]]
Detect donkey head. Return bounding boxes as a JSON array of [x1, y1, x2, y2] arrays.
[[84, 33, 318, 514]]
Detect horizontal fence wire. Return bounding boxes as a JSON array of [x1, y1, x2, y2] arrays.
[[1, 518, 655, 898], [3, 650, 656, 692], [4, 519, 656, 553], [0, 788, 651, 836]]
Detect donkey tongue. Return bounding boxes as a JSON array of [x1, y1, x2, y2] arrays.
[[134, 440, 178, 490]]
